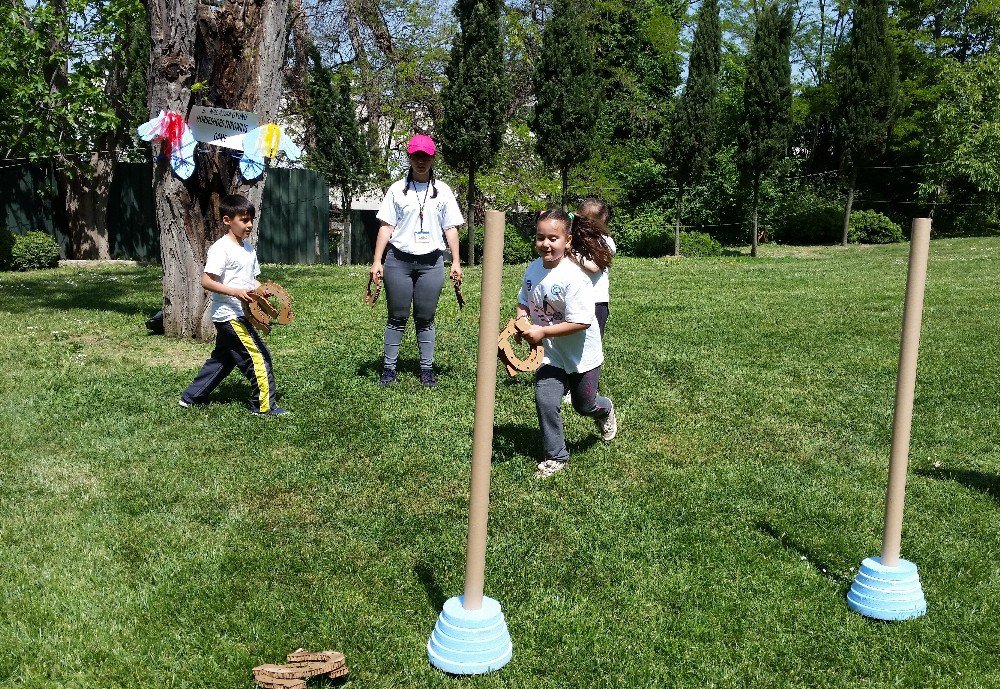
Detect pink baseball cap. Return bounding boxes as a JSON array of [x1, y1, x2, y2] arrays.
[[407, 134, 436, 157]]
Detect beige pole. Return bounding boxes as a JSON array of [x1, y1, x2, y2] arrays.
[[462, 210, 505, 610], [880, 218, 932, 567]]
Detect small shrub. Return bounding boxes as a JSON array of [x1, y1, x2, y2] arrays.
[[848, 210, 904, 244], [770, 189, 842, 244], [677, 231, 724, 257], [0, 227, 14, 270], [12, 231, 60, 271]]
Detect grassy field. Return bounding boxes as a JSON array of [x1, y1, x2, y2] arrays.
[[0, 238, 997, 689]]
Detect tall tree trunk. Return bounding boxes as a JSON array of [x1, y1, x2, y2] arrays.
[[560, 166, 568, 210], [674, 193, 682, 257], [750, 177, 759, 258], [148, 0, 290, 340], [341, 191, 352, 266], [841, 165, 857, 246], [59, 148, 114, 259], [467, 163, 476, 266]]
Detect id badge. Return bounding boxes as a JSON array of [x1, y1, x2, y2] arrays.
[[415, 229, 431, 244]]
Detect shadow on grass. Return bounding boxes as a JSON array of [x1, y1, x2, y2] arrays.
[[355, 357, 456, 381], [917, 467, 1000, 506], [493, 423, 538, 464], [3, 270, 161, 318], [756, 520, 851, 589], [414, 560, 447, 612]]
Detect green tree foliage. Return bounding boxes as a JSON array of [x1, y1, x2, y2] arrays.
[[0, 0, 143, 160], [438, 0, 508, 264], [531, 0, 600, 207], [586, 0, 684, 210], [739, 3, 793, 256], [835, 0, 898, 245], [306, 49, 373, 208], [666, 0, 721, 255]]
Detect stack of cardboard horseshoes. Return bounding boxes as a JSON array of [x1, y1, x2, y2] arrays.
[[253, 649, 348, 688]]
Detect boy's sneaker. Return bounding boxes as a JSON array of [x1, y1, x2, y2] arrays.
[[379, 368, 397, 386], [419, 368, 437, 387], [253, 406, 290, 417], [595, 401, 617, 442], [179, 398, 191, 408]]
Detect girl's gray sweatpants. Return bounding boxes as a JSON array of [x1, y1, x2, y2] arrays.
[[382, 245, 445, 369], [535, 364, 612, 462]]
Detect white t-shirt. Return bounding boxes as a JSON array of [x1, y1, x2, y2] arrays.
[[376, 177, 464, 255], [590, 235, 616, 303], [204, 235, 260, 322], [517, 257, 603, 374]]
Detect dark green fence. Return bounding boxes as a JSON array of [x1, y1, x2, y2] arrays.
[[0, 162, 329, 264]]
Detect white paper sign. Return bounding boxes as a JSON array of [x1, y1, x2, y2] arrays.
[[189, 106, 260, 150]]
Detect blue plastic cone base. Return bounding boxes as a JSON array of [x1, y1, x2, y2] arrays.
[[427, 595, 512, 675], [847, 556, 927, 621]]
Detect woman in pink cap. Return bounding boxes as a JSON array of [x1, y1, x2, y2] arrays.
[[370, 133, 464, 387]]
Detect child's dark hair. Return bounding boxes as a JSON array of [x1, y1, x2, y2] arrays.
[[536, 208, 613, 271], [219, 194, 256, 220], [577, 196, 612, 229], [402, 167, 439, 198]]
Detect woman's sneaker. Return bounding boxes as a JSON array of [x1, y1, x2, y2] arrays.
[[535, 458, 568, 478], [419, 368, 437, 387], [253, 406, 290, 417], [595, 401, 617, 441], [379, 368, 398, 386]]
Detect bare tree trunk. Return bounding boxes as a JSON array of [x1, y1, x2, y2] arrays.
[[560, 167, 568, 210], [341, 190, 352, 266], [467, 163, 476, 266], [841, 165, 857, 247], [674, 193, 682, 257], [750, 178, 759, 258], [147, 0, 291, 340], [59, 150, 114, 259]]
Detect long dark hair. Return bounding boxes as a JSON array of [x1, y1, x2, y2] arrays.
[[402, 167, 438, 198], [537, 209, 613, 271]]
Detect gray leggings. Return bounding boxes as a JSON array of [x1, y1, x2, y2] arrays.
[[382, 245, 445, 369], [535, 364, 612, 462]]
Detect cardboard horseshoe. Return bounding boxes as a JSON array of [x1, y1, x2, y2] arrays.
[[253, 649, 348, 689], [451, 273, 466, 309], [497, 316, 543, 376], [364, 274, 382, 308], [246, 280, 294, 335]]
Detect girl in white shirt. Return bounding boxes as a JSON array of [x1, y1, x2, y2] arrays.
[[370, 134, 464, 387], [517, 209, 617, 478]]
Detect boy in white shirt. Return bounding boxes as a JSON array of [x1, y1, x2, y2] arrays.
[[179, 194, 287, 415]]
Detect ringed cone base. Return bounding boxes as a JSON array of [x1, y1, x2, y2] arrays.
[[427, 595, 512, 675], [847, 556, 927, 621]]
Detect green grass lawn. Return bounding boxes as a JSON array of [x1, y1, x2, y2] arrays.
[[1, 238, 998, 689]]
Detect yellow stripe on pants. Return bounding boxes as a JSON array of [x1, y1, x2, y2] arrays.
[[231, 320, 270, 413]]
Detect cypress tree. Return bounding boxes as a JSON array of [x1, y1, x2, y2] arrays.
[[531, 0, 600, 209], [835, 0, 898, 246], [739, 3, 793, 257], [439, 0, 507, 266], [307, 49, 372, 263], [666, 0, 721, 256]]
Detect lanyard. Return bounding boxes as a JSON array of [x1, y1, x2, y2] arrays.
[[415, 182, 431, 232]]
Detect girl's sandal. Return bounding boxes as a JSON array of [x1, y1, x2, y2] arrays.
[[534, 459, 568, 478]]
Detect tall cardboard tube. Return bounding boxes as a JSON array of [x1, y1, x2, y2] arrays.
[[880, 218, 932, 567], [462, 210, 506, 610]]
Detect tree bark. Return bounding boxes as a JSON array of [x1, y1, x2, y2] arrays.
[[841, 165, 857, 247], [674, 193, 682, 257], [467, 163, 476, 266], [59, 150, 114, 259], [148, 0, 291, 340], [750, 177, 759, 258]]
